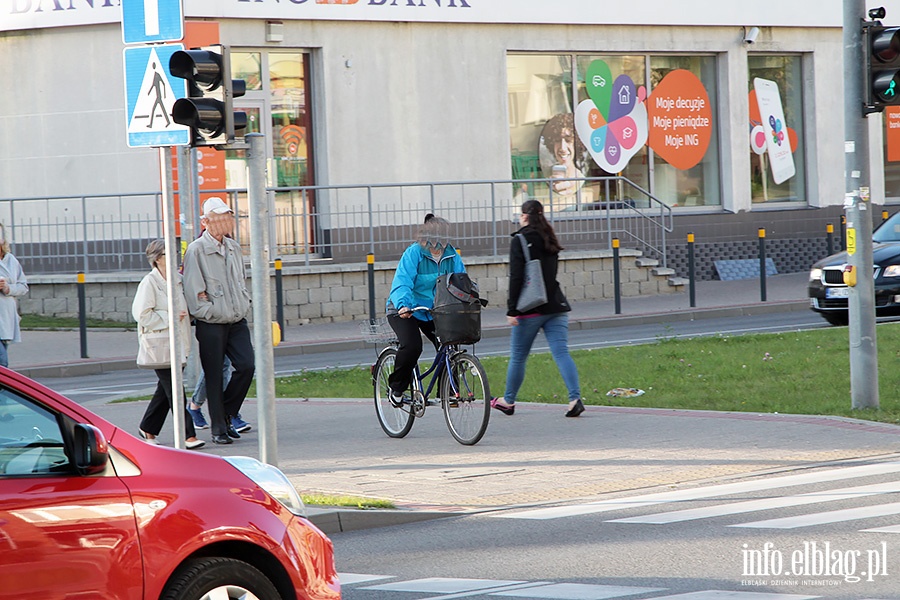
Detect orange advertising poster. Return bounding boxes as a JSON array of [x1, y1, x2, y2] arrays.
[[646, 69, 712, 170], [887, 107, 900, 162]]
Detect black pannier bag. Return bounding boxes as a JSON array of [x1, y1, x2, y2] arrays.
[[432, 273, 488, 345]]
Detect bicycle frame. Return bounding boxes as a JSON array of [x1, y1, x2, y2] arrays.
[[411, 344, 455, 401]]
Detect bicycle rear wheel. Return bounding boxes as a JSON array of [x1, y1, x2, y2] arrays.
[[373, 348, 415, 438], [441, 352, 490, 445]]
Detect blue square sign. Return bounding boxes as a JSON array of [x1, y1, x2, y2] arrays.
[[123, 45, 190, 147], [122, 0, 184, 45]]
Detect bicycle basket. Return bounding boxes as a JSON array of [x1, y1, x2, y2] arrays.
[[433, 274, 482, 345], [360, 317, 398, 345]]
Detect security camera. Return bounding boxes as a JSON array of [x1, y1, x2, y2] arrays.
[[870, 7, 887, 20], [744, 26, 760, 44]]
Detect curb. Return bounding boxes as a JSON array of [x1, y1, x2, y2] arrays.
[[306, 508, 463, 534]]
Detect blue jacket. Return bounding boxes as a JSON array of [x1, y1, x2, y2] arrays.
[[387, 243, 466, 322]]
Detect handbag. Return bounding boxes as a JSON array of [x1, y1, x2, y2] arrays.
[[515, 233, 548, 312], [136, 329, 171, 369]]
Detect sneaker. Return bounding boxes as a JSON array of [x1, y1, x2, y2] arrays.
[[188, 406, 209, 430], [389, 391, 407, 408], [231, 413, 252, 433]]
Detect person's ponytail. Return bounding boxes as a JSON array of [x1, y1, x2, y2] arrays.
[[520, 200, 563, 254]]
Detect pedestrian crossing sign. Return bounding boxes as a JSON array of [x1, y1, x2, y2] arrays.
[[123, 44, 190, 148]]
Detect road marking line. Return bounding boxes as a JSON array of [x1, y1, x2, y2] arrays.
[[646, 592, 819, 599], [337, 573, 394, 585], [608, 480, 900, 524], [731, 501, 900, 529], [491, 582, 666, 598], [493, 461, 900, 520]]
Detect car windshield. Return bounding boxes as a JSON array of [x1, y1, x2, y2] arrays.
[[874, 211, 900, 243]]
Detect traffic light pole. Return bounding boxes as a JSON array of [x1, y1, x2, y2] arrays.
[[844, 0, 879, 410], [247, 133, 278, 466], [160, 146, 188, 448]]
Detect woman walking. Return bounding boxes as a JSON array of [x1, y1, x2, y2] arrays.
[[492, 199, 585, 417], [0, 227, 28, 369], [133, 239, 205, 448]]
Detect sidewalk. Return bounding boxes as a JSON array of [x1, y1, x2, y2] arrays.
[[18, 271, 898, 535], [10, 272, 812, 377]]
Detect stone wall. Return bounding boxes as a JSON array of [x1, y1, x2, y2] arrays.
[[20, 249, 680, 326]]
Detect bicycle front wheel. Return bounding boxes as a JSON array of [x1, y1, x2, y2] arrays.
[[373, 348, 415, 438], [442, 352, 490, 445]]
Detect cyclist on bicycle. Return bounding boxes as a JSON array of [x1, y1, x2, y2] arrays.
[[386, 214, 466, 406]]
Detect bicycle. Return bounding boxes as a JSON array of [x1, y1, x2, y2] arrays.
[[362, 308, 491, 446]]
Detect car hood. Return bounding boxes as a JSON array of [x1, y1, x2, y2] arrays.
[[813, 242, 900, 268]]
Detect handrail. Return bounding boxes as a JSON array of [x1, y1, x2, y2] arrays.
[[0, 175, 673, 273]]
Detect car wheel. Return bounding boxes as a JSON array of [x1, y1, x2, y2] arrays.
[[822, 313, 849, 327], [162, 556, 281, 600]]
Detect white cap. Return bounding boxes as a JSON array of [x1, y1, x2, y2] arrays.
[[202, 197, 233, 216]]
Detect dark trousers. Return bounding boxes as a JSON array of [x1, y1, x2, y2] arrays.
[[195, 319, 255, 436], [387, 314, 438, 395], [139, 368, 197, 439]]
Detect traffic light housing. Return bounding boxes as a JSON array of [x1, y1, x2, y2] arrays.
[[169, 44, 247, 148], [865, 23, 900, 114]]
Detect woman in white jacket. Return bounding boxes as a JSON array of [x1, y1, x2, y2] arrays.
[[0, 227, 28, 369], [132, 239, 204, 449]]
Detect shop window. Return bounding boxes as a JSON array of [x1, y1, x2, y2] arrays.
[[649, 56, 720, 208], [507, 53, 720, 211], [232, 52, 263, 91], [748, 55, 806, 204], [270, 53, 311, 188]]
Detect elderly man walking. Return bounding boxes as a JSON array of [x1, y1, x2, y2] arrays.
[[182, 197, 255, 445]]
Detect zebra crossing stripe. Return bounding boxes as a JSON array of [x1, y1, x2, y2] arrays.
[[340, 574, 822, 599], [731, 500, 900, 529], [607, 480, 900, 524], [645, 592, 819, 599], [861, 524, 900, 533], [493, 461, 900, 520]]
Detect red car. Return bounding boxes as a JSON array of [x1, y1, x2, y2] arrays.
[[0, 367, 340, 600]]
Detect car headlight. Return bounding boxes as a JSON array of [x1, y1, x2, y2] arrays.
[[883, 265, 900, 278], [225, 456, 307, 517], [809, 267, 823, 282]]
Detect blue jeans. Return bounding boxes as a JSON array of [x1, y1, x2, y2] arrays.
[[503, 313, 580, 403], [0, 340, 8, 368]]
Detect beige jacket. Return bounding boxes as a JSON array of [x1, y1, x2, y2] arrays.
[[182, 231, 251, 324], [132, 268, 191, 365]]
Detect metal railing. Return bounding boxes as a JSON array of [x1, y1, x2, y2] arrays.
[[0, 177, 672, 274]]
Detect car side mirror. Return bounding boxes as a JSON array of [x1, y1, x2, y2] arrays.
[[73, 424, 109, 475]]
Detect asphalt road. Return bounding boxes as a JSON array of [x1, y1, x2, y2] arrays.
[[333, 457, 900, 600]]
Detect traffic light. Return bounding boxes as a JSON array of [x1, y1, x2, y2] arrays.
[[865, 23, 900, 114], [169, 44, 247, 148]]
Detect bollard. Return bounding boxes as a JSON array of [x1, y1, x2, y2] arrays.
[[826, 223, 834, 256], [77, 271, 88, 358], [687, 233, 696, 308], [840, 215, 846, 251], [758, 228, 767, 302], [274, 258, 285, 341], [367, 253, 376, 323], [612, 238, 621, 315]]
